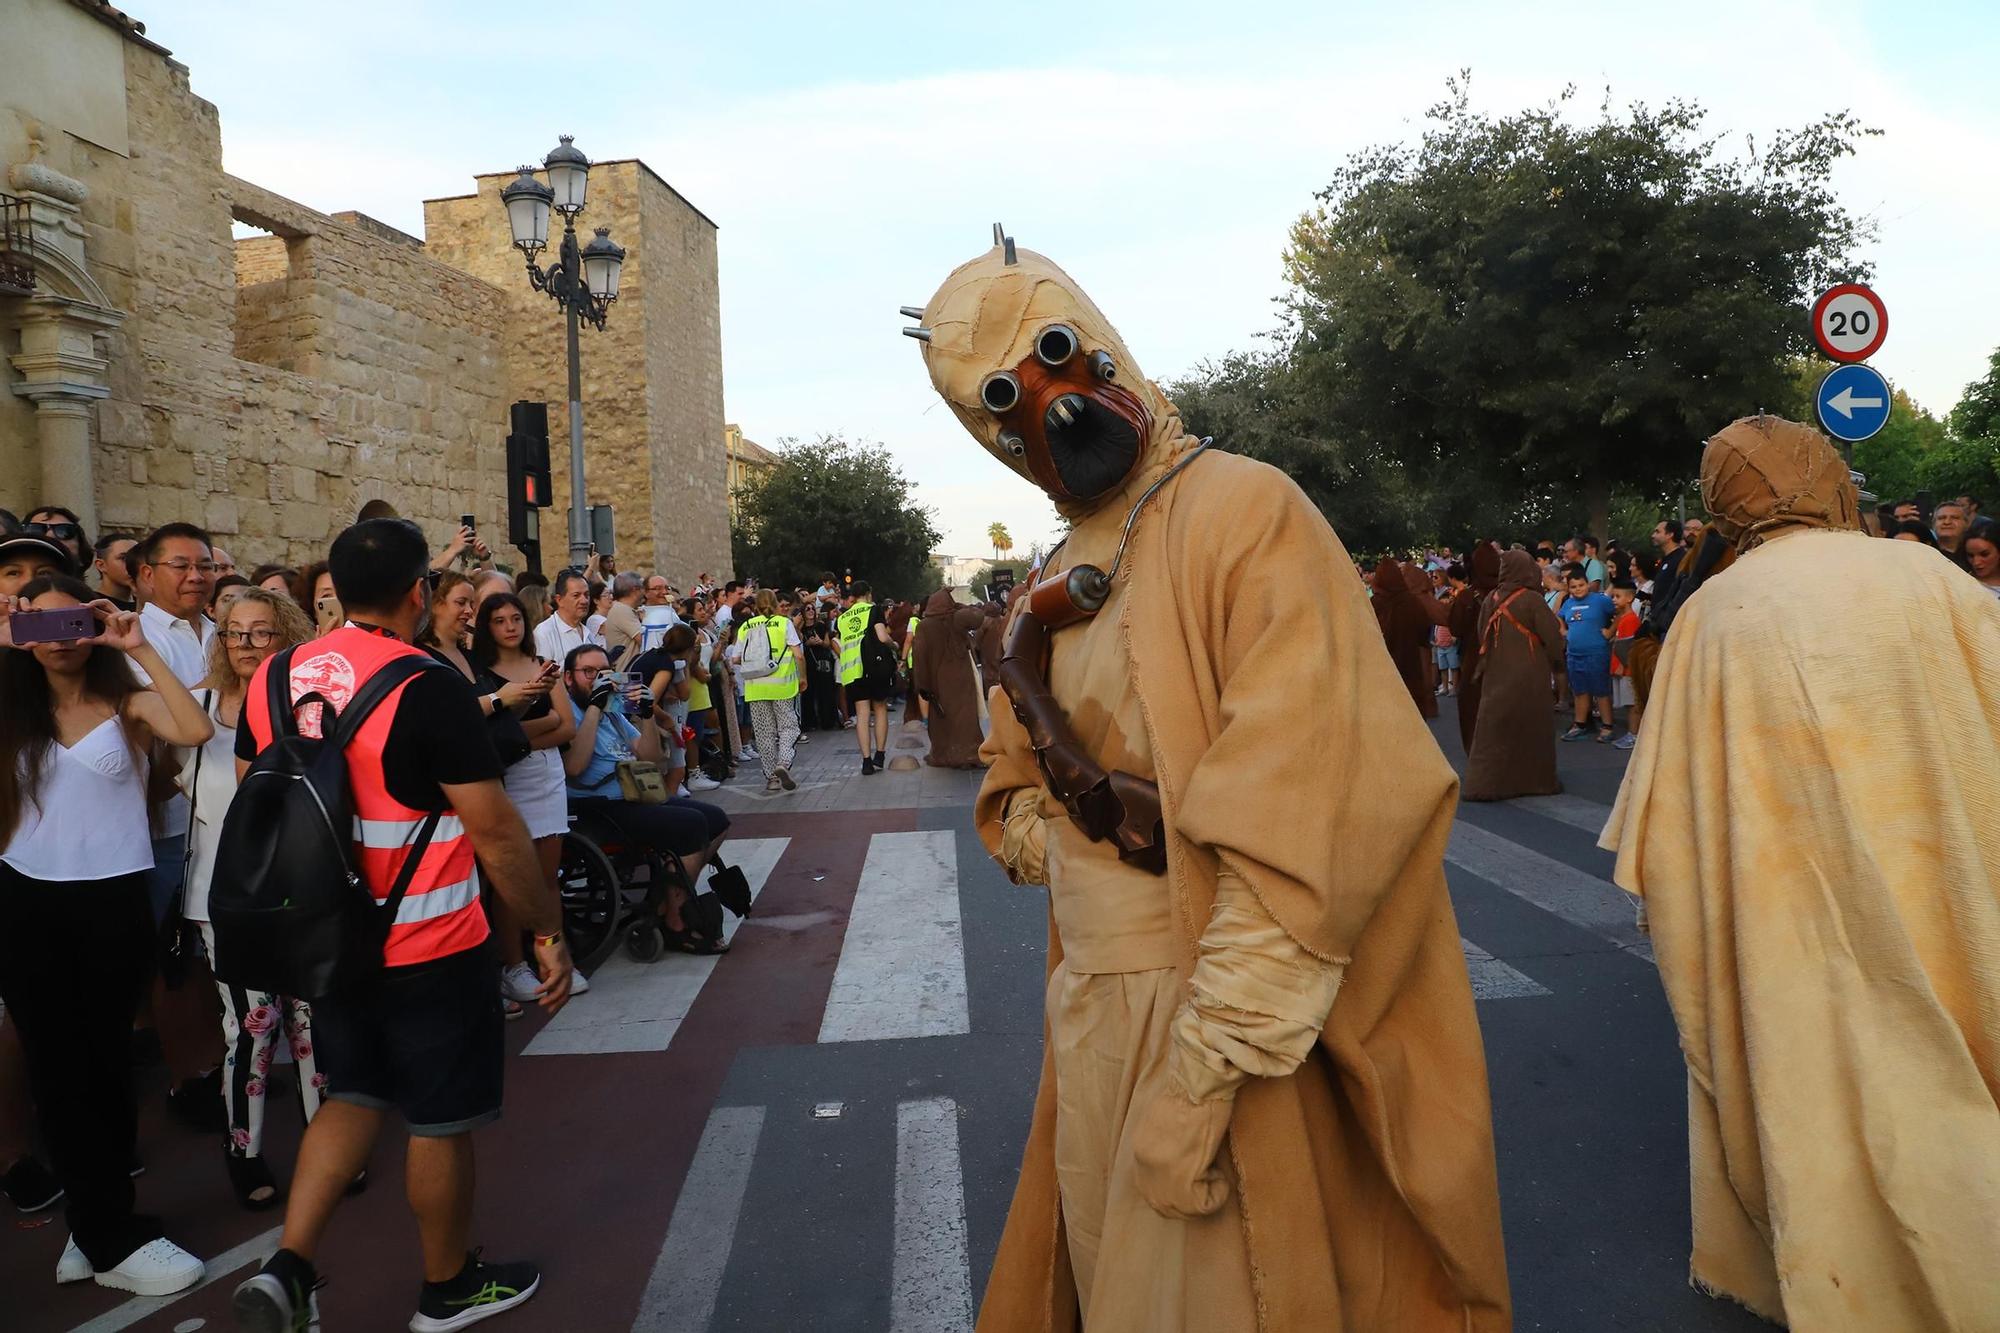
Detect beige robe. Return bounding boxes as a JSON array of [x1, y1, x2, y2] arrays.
[[1602, 530, 2000, 1329], [977, 451, 1510, 1332]]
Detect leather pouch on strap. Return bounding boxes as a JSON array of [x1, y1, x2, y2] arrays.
[[999, 610, 1167, 876]]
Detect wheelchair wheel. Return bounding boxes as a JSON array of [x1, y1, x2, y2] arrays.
[[558, 829, 623, 973], [625, 920, 666, 963]]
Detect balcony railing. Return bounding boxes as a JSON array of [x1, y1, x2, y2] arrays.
[[0, 192, 35, 296]]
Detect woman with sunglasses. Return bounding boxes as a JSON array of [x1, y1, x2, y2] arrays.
[[180, 589, 326, 1211], [22, 506, 88, 570], [0, 575, 213, 1295]]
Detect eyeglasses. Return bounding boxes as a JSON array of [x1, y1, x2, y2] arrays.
[[23, 521, 81, 543], [221, 627, 280, 647], [152, 559, 218, 576], [424, 569, 444, 591]]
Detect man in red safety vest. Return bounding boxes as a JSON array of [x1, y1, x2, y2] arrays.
[[231, 518, 572, 1333]]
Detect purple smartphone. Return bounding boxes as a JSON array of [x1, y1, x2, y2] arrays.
[[10, 606, 97, 645]]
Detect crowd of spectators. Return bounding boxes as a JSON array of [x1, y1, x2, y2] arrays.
[[0, 501, 944, 1326]]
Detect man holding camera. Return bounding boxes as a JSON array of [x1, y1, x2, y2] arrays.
[[561, 645, 732, 953]]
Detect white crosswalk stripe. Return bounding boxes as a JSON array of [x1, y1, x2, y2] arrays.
[[1507, 792, 1616, 836], [1463, 938, 1553, 999], [820, 830, 970, 1043], [634, 1104, 766, 1333], [525, 837, 789, 1056], [1446, 818, 1652, 962], [893, 1097, 975, 1332]]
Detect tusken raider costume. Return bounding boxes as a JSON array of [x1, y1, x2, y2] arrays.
[[903, 229, 1511, 1331]]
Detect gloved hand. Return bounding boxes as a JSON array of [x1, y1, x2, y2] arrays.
[[587, 680, 617, 713], [631, 687, 656, 716], [1129, 1067, 1235, 1219], [998, 786, 1049, 885]]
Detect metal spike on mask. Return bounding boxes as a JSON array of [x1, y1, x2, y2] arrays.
[[899, 306, 925, 320], [902, 326, 932, 342], [991, 221, 1017, 266]]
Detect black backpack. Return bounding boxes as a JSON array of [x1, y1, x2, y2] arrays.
[[208, 647, 446, 1000]]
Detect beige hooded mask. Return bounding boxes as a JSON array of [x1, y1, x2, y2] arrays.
[[1699, 413, 1859, 551], [909, 232, 1510, 1332]]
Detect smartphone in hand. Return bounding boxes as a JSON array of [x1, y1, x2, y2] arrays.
[[11, 606, 96, 645]]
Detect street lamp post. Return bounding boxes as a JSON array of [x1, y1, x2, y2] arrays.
[[500, 135, 626, 570]]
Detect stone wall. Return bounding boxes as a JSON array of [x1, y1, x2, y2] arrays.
[[1, 8, 518, 571], [422, 160, 732, 584]]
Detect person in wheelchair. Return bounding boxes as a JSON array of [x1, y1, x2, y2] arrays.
[[560, 645, 742, 954]]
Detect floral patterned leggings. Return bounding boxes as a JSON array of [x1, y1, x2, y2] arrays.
[[197, 925, 323, 1158]]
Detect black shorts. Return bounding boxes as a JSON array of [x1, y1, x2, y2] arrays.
[[311, 943, 503, 1136], [572, 796, 728, 857], [844, 664, 895, 702]]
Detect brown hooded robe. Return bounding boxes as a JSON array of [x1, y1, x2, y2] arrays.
[[1371, 559, 1449, 719], [1447, 543, 1501, 754], [912, 237, 1508, 1332], [1462, 550, 1564, 802], [913, 589, 990, 768]]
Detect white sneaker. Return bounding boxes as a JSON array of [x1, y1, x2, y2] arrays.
[[92, 1236, 204, 1296], [678, 784, 692, 798], [568, 967, 589, 996], [687, 774, 722, 792], [499, 961, 542, 1004], [56, 1235, 92, 1284], [737, 746, 758, 761]]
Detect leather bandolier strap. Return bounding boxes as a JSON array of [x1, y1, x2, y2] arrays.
[[998, 608, 1166, 876]]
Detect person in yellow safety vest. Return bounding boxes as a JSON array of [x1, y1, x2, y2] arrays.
[[741, 589, 805, 792], [836, 580, 896, 774], [904, 613, 929, 722]]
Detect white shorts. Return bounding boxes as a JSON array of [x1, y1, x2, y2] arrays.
[[1612, 676, 1635, 710]]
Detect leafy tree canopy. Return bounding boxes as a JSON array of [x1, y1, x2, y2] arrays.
[[730, 434, 942, 600], [1277, 77, 1876, 537]]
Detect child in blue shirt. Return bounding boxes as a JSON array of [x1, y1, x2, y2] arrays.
[[1560, 568, 1617, 741]]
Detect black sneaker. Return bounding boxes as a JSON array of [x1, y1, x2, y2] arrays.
[[873, 749, 886, 768], [861, 757, 876, 776], [233, 1248, 321, 1332], [2, 1156, 62, 1212], [409, 1250, 540, 1332], [168, 1068, 227, 1133]]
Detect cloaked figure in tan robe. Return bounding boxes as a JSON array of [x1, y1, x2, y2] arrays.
[[1446, 542, 1501, 754], [1603, 415, 2000, 1330], [913, 589, 992, 768], [1461, 550, 1565, 802], [904, 230, 1508, 1331]]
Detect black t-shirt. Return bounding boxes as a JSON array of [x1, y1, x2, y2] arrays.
[[237, 666, 503, 812]]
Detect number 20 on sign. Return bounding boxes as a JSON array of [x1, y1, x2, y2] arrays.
[[1811, 283, 1889, 363]]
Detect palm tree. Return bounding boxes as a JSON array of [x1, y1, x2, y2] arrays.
[[987, 522, 1013, 561]]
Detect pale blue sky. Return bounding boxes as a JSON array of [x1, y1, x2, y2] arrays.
[[144, 0, 2000, 554]]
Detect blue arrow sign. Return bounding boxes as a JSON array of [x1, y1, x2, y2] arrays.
[[1816, 363, 1892, 442]]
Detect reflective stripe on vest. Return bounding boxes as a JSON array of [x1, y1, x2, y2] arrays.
[[743, 616, 799, 701], [836, 603, 871, 685], [244, 627, 490, 967]]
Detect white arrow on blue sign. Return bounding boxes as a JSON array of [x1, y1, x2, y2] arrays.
[[1815, 363, 1892, 442]]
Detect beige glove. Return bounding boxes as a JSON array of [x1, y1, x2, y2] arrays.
[[998, 786, 1050, 885], [1131, 873, 1345, 1219]]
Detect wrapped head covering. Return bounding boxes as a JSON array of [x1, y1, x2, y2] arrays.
[[907, 229, 1195, 517], [1469, 541, 1502, 594], [1700, 415, 1860, 552], [1494, 548, 1542, 596]]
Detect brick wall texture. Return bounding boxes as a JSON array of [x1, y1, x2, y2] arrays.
[[1, 17, 730, 583]]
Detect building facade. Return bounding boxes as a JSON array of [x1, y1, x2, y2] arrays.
[[723, 422, 778, 521], [0, 0, 731, 582]]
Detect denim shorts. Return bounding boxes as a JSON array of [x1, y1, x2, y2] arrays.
[[1566, 655, 1613, 698], [1434, 645, 1461, 670]]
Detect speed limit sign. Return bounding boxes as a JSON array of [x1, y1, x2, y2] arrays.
[[1811, 283, 1888, 362]]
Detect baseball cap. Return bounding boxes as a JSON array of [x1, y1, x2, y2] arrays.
[[0, 532, 76, 575]]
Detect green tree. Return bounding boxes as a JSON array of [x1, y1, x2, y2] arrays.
[[1281, 78, 1875, 539], [731, 434, 943, 599], [1948, 348, 2000, 444]]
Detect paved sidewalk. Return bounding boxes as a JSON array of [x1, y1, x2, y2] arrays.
[[702, 712, 987, 814]]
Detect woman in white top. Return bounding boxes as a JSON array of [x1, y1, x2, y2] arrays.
[[470, 592, 578, 1008], [0, 574, 212, 1296], [182, 589, 322, 1211]]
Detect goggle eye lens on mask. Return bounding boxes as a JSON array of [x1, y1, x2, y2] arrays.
[[980, 371, 1021, 414], [1034, 324, 1078, 367]]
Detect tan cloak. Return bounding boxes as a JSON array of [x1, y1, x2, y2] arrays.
[[914, 589, 990, 768], [1602, 526, 2000, 1329], [974, 451, 1509, 1331]]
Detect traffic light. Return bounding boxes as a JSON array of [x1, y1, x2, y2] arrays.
[[506, 401, 552, 553]]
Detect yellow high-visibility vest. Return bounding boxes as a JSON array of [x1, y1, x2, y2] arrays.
[[836, 601, 872, 685], [904, 615, 919, 668], [742, 616, 800, 702]]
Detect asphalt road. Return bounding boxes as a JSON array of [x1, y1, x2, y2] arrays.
[[16, 705, 1773, 1333]]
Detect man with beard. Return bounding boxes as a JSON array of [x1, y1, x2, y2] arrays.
[[1602, 415, 2000, 1329], [901, 229, 1507, 1331]]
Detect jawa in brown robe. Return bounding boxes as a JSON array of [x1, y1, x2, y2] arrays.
[[1371, 559, 1451, 719], [976, 589, 1012, 700], [902, 229, 1508, 1331], [1462, 550, 1565, 802], [914, 588, 992, 769], [1446, 543, 1502, 754]]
